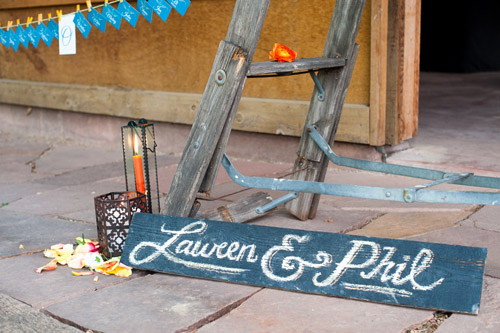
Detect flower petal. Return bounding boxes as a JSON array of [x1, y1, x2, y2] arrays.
[[72, 270, 95, 276], [35, 259, 58, 274]]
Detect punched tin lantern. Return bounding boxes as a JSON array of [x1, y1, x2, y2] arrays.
[[121, 119, 160, 214], [94, 191, 147, 257]]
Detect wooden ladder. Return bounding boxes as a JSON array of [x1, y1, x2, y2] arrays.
[[161, 0, 366, 219]]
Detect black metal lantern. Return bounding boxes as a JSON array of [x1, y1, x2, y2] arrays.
[[94, 191, 148, 257], [121, 119, 160, 213]]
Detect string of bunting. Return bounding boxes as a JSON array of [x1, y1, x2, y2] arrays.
[[0, 0, 190, 52]]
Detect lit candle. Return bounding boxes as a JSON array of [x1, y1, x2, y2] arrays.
[[133, 136, 146, 194]]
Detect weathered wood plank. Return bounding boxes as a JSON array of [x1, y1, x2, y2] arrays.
[[197, 0, 271, 194], [286, 0, 366, 220], [298, 0, 366, 163], [0, 79, 370, 143], [0, 0, 86, 10], [386, 0, 421, 145], [122, 214, 487, 314], [163, 0, 271, 216], [161, 40, 248, 217], [198, 192, 274, 223], [369, 0, 389, 146], [247, 57, 346, 77], [286, 45, 360, 220]]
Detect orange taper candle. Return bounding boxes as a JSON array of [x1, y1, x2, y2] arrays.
[[133, 154, 146, 194]]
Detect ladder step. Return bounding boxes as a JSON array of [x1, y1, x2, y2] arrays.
[[247, 57, 346, 77]]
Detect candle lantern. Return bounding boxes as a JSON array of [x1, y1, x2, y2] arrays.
[[94, 191, 147, 257], [121, 119, 160, 214]]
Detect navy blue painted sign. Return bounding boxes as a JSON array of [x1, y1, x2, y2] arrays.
[[121, 213, 487, 314]]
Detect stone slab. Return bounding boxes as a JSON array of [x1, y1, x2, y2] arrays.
[[467, 206, 500, 233], [0, 210, 97, 257], [250, 207, 380, 235], [407, 210, 500, 278], [33, 144, 123, 177], [44, 273, 259, 333], [0, 253, 145, 309], [0, 162, 48, 183], [436, 277, 500, 333], [0, 182, 60, 204], [348, 210, 473, 239], [0, 293, 80, 332], [2, 177, 126, 216], [198, 288, 433, 333]]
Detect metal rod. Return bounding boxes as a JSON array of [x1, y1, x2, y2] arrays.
[[221, 154, 500, 206], [307, 125, 500, 189], [308, 72, 325, 101], [255, 192, 299, 214]]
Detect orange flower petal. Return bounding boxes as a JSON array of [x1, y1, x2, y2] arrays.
[[72, 270, 95, 276], [35, 259, 58, 274]]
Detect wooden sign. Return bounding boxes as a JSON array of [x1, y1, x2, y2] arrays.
[[121, 213, 487, 314]]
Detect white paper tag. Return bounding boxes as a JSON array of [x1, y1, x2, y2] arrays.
[[59, 14, 76, 55]]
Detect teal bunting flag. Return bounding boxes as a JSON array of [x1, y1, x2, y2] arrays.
[[0, 0, 190, 52], [16, 26, 30, 49]]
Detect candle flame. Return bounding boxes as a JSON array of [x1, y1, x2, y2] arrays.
[[133, 134, 140, 156]]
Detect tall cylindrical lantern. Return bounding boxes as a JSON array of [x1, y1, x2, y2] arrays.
[[121, 119, 160, 213]]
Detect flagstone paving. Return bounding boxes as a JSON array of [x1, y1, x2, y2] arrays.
[[1, 71, 500, 332]]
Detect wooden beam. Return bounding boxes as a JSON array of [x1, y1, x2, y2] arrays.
[[162, 0, 271, 217], [0, 1, 99, 10], [369, 0, 388, 146], [285, 0, 366, 220], [0, 79, 370, 143], [385, 0, 421, 145]]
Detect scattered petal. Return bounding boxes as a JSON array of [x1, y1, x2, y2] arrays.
[[72, 270, 95, 276], [95, 258, 132, 277], [19, 244, 24, 249], [35, 259, 58, 274], [56, 252, 73, 266], [75, 242, 99, 254], [68, 253, 85, 269], [50, 243, 65, 250], [84, 252, 104, 270], [93, 275, 99, 282]]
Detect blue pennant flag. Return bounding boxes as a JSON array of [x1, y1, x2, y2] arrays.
[[103, 4, 122, 30], [8, 29, 20, 51], [0, 29, 9, 48], [47, 18, 59, 40], [74, 11, 92, 38], [117, 0, 140, 28], [149, 0, 172, 22], [16, 26, 30, 49], [25, 24, 40, 48], [137, 0, 154, 23], [37, 23, 54, 47], [165, 0, 190, 16], [88, 7, 107, 33]]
